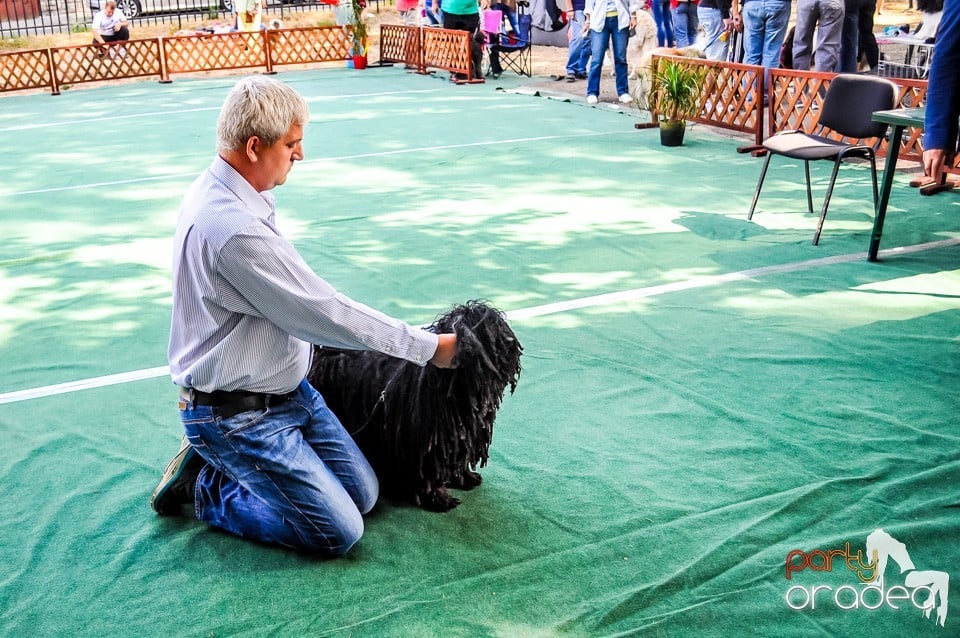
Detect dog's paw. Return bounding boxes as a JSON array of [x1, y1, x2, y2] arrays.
[[449, 470, 483, 491], [418, 488, 461, 512]]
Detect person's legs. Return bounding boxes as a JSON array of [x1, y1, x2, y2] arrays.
[[660, 0, 676, 46], [838, 0, 860, 71], [586, 25, 609, 98], [791, 0, 818, 70], [813, 0, 844, 72], [761, 0, 791, 69], [185, 380, 379, 556], [576, 19, 592, 76], [611, 22, 630, 96], [651, 0, 668, 45], [566, 9, 587, 76], [858, 0, 879, 69], [741, 0, 765, 65], [671, 2, 693, 47], [698, 6, 728, 60]]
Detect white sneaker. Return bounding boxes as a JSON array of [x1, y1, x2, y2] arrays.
[[619, 93, 633, 104], [586, 95, 598, 104]]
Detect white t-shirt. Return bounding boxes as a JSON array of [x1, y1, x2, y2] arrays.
[[92, 9, 127, 35]]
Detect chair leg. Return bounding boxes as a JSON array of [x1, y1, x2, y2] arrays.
[[747, 154, 773, 220], [813, 159, 843, 245], [804, 160, 814, 215]]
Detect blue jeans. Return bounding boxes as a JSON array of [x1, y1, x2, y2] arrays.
[[566, 10, 591, 75], [587, 16, 629, 97], [698, 6, 728, 61], [651, 0, 675, 46], [181, 378, 379, 556], [741, 0, 791, 69], [671, 2, 699, 48]]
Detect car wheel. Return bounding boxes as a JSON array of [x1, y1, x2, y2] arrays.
[[117, 0, 140, 18], [220, 0, 234, 12]]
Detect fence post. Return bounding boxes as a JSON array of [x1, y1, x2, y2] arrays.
[[46, 48, 60, 95], [263, 29, 276, 74], [158, 36, 172, 83]]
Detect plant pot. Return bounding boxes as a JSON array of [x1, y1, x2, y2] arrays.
[[352, 54, 368, 70], [659, 119, 686, 147]]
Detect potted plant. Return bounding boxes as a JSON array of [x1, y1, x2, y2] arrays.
[[348, 0, 369, 69], [644, 57, 706, 147]]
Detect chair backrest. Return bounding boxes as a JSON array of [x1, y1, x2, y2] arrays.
[[516, 13, 532, 43], [517, 13, 533, 42], [818, 74, 898, 140]]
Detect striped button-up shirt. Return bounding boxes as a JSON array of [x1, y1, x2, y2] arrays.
[[168, 156, 439, 394]]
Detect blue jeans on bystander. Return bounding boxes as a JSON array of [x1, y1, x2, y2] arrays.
[[741, 0, 791, 69], [587, 15, 630, 98], [566, 10, 592, 76]]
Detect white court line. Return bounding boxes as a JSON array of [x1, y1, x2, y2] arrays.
[[5, 130, 624, 198], [2, 237, 957, 406], [0, 90, 443, 134]]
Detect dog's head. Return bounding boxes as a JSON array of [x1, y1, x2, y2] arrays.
[[428, 300, 522, 399]]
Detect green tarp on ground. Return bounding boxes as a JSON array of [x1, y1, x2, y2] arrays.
[[1, 68, 958, 637]]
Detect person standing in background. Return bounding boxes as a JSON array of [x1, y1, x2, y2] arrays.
[[562, 0, 592, 80], [698, 0, 739, 60], [671, 0, 699, 46], [584, 0, 641, 104], [651, 0, 676, 45], [838, 0, 878, 72], [739, 0, 791, 100], [792, 0, 844, 72], [235, 0, 263, 32]]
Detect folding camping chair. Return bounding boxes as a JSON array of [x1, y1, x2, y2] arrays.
[[482, 2, 532, 77]]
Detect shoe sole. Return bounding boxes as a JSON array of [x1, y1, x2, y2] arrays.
[[150, 439, 197, 515]]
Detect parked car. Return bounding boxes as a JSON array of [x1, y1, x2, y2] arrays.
[[89, 0, 234, 20]]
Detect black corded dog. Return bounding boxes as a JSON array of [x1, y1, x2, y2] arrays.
[[307, 300, 522, 512]]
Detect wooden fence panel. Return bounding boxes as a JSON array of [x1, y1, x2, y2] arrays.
[[421, 27, 470, 77], [161, 31, 266, 78], [267, 25, 351, 67], [51, 39, 162, 93], [379, 24, 422, 70], [0, 48, 52, 93]]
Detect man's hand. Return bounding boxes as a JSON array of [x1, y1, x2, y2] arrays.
[[430, 333, 457, 368], [923, 148, 949, 182]]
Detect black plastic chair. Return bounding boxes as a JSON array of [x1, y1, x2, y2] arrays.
[[747, 74, 898, 245]]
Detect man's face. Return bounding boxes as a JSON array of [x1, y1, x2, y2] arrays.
[[253, 123, 304, 191], [105, 4, 115, 16]]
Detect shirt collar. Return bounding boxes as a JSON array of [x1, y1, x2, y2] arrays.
[[210, 155, 277, 222]]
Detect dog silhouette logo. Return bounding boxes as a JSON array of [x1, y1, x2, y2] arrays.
[[784, 528, 949, 627], [866, 528, 949, 627]]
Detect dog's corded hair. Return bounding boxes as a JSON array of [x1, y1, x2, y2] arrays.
[[308, 300, 522, 511]]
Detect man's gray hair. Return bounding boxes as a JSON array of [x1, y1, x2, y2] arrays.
[[216, 76, 310, 154]]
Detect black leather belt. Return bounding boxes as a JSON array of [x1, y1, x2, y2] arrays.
[[179, 388, 295, 419]]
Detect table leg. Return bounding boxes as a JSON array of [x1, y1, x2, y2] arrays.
[[869, 124, 905, 261]]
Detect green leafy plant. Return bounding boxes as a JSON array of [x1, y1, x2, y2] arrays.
[[647, 58, 706, 123], [349, 0, 368, 56]]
